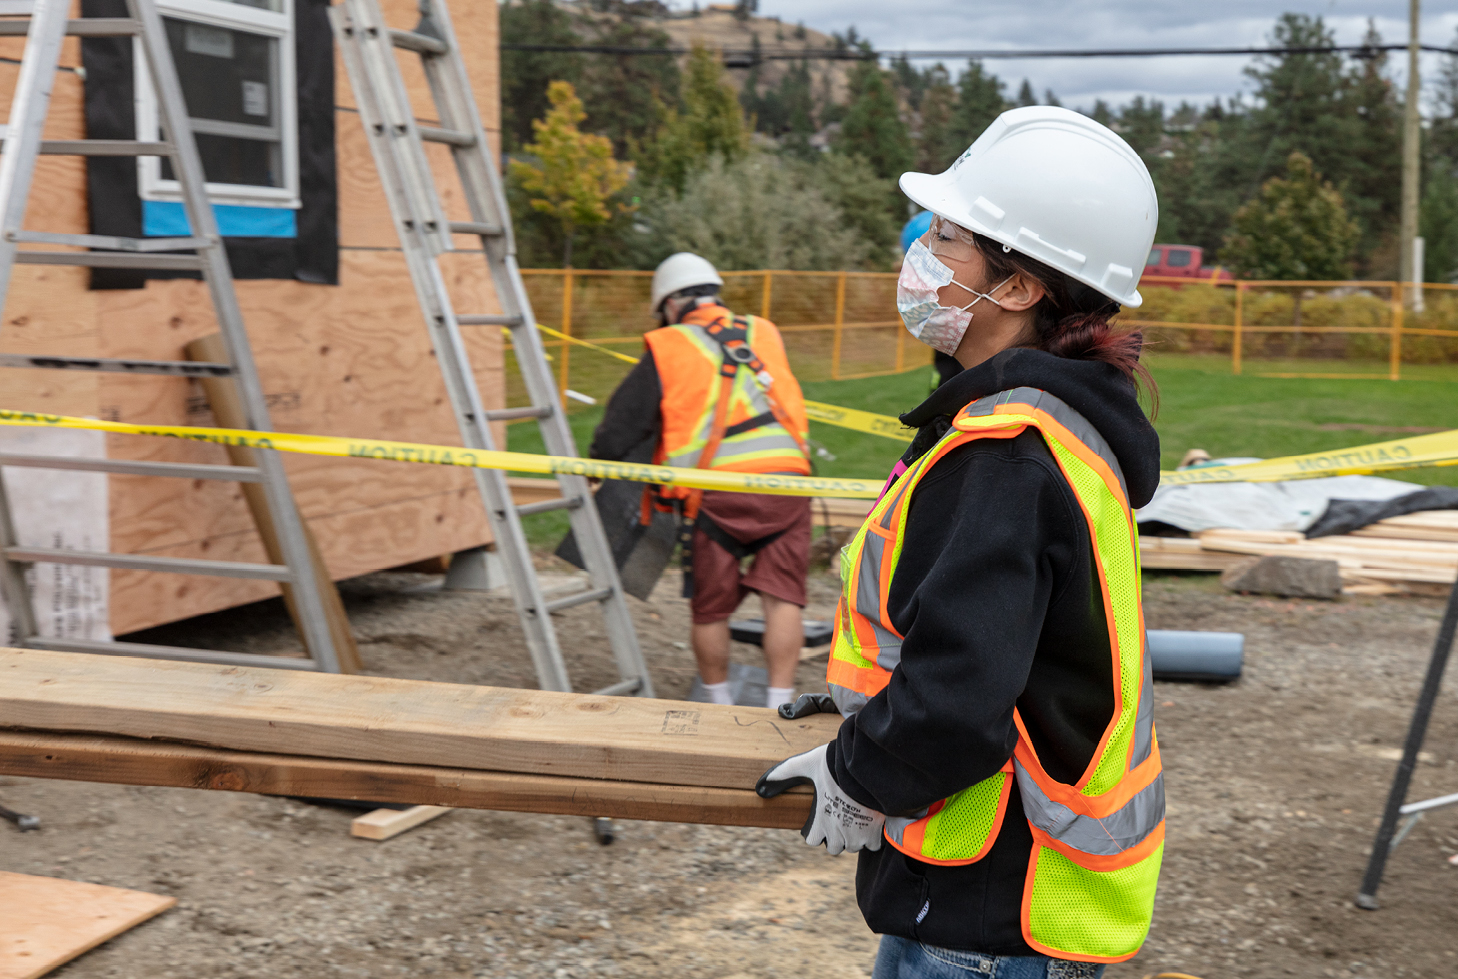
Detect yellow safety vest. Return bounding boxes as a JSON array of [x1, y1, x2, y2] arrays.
[[826, 387, 1164, 964]]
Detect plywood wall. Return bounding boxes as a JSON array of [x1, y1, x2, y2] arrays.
[[0, 0, 506, 635]]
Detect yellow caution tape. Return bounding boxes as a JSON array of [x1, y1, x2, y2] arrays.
[[0, 410, 883, 499], [1159, 428, 1458, 485], [522, 324, 912, 441]]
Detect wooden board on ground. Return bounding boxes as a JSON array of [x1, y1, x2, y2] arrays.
[[0, 732, 811, 830], [0, 649, 838, 791], [0, 872, 174, 979], [509, 479, 874, 529], [351, 805, 454, 841]]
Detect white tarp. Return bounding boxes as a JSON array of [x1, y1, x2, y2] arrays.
[[0, 426, 110, 644], [1137, 457, 1422, 533]]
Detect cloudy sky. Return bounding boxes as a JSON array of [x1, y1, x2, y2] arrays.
[[737, 1, 1458, 113]]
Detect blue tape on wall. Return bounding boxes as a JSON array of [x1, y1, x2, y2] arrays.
[[143, 200, 298, 238]]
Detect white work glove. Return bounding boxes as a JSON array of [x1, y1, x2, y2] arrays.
[[755, 743, 885, 855]]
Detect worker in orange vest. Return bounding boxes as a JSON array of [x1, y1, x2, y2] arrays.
[[589, 253, 814, 710]]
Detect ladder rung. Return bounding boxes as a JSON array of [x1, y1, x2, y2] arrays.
[[0, 353, 232, 377], [38, 140, 172, 157], [516, 495, 582, 518], [4, 547, 295, 581], [591, 678, 644, 697], [21, 636, 318, 670], [449, 220, 503, 236], [458, 314, 524, 327], [389, 28, 448, 54], [0, 454, 261, 482], [418, 125, 475, 148], [482, 406, 550, 422], [0, 18, 139, 36], [543, 587, 613, 614], [7, 229, 208, 252], [15, 251, 205, 270]]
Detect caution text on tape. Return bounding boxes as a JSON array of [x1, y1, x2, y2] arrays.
[[1158, 427, 1458, 485], [0, 410, 884, 499]]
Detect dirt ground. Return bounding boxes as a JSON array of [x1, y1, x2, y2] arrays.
[[3, 563, 1458, 979]]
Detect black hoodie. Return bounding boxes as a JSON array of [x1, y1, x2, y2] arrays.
[[825, 347, 1160, 956]]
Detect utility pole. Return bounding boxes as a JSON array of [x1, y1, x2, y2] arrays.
[[1399, 0, 1422, 307]]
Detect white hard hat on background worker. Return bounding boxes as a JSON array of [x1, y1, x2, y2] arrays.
[[650, 252, 724, 313], [899, 105, 1158, 307]]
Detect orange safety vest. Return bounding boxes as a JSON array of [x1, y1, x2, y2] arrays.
[[644, 305, 811, 504], [825, 387, 1164, 964]]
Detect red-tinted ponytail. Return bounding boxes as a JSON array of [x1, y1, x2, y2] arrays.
[[972, 235, 1158, 415]]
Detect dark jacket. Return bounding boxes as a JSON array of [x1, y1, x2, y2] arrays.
[[589, 351, 663, 464], [826, 347, 1160, 956]]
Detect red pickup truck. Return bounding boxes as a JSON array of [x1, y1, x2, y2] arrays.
[[1145, 244, 1232, 282]]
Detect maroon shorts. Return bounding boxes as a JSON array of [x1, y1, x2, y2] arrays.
[[690, 490, 811, 624]]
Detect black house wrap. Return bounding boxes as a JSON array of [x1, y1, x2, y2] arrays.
[[80, 0, 338, 287]]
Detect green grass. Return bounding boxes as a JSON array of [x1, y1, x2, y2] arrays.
[[508, 358, 1458, 547]]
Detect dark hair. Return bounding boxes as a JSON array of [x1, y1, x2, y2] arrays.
[[972, 233, 1158, 414]]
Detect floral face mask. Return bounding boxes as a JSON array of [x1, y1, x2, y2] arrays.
[[896, 234, 1012, 356]]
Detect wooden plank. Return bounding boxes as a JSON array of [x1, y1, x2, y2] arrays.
[[508, 479, 875, 529], [0, 649, 840, 789], [0, 872, 174, 979], [350, 804, 453, 840], [0, 731, 813, 829]]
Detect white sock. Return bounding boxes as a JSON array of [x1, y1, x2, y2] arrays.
[[703, 680, 734, 706], [767, 686, 795, 710]]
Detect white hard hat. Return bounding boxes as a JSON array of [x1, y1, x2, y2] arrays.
[[899, 106, 1157, 308], [650, 252, 724, 312]]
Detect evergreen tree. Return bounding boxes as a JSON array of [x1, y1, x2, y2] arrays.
[[835, 60, 914, 181], [890, 54, 927, 110], [953, 61, 1006, 144], [499, 0, 582, 152], [1016, 79, 1037, 107], [1044, 89, 1061, 108], [1220, 151, 1359, 279], [636, 44, 749, 192], [1117, 96, 1165, 155], [577, 17, 682, 156], [1338, 21, 1402, 272], [916, 64, 960, 172], [1089, 99, 1113, 127]]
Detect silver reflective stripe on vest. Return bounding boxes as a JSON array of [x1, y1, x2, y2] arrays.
[[856, 531, 904, 672], [961, 387, 1128, 501], [1131, 634, 1155, 768], [828, 683, 871, 717], [1014, 762, 1165, 856]]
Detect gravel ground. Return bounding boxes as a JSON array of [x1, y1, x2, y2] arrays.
[[2, 564, 1457, 978]]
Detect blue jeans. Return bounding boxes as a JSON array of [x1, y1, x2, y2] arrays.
[[872, 935, 1106, 979]]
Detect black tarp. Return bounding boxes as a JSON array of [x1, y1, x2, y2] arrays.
[[80, 0, 337, 287], [1305, 487, 1458, 538]]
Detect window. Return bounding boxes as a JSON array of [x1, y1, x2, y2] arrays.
[[1167, 249, 1193, 268], [135, 0, 298, 211], [1147, 248, 1161, 267]]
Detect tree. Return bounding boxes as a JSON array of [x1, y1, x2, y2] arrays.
[[836, 61, 914, 180], [1015, 79, 1036, 107], [1117, 96, 1165, 155], [635, 154, 877, 270], [499, 0, 582, 152], [1220, 152, 1359, 280], [510, 81, 632, 267], [954, 61, 1006, 143], [575, 17, 681, 156], [636, 44, 749, 192], [916, 65, 960, 172]]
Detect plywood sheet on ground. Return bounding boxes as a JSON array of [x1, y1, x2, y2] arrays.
[[0, 872, 174, 979]]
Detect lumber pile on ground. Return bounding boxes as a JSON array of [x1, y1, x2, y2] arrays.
[[1140, 511, 1458, 595], [0, 650, 832, 829]]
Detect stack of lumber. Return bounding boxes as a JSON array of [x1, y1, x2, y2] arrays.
[[0, 650, 829, 829], [510, 479, 875, 530], [1140, 511, 1458, 595]]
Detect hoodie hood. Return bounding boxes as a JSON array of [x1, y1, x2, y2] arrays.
[[899, 347, 1162, 508]]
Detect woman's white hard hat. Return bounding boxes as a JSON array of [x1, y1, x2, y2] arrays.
[[650, 252, 725, 312], [899, 106, 1158, 308]]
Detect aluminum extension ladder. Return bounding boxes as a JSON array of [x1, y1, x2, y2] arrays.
[[329, 0, 654, 697], [0, 0, 341, 671]]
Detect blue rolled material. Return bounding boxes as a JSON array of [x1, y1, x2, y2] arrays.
[[1148, 629, 1244, 682]]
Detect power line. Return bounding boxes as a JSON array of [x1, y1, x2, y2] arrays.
[[500, 43, 1458, 62]]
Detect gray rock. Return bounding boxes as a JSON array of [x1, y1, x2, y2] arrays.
[[1220, 555, 1342, 600]]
